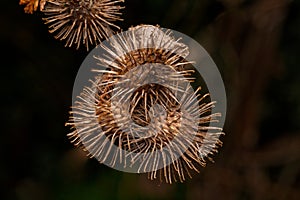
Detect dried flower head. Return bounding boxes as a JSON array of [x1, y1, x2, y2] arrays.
[[67, 25, 223, 183], [42, 0, 124, 50], [19, 0, 46, 14]]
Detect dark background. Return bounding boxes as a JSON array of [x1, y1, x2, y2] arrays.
[[2, 0, 300, 199]]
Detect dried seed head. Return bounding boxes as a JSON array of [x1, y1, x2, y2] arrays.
[[42, 0, 124, 50], [19, 0, 46, 14], [67, 25, 223, 183]]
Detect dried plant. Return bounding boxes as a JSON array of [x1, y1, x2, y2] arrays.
[[19, 0, 46, 14], [42, 0, 124, 50], [66, 25, 223, 183]]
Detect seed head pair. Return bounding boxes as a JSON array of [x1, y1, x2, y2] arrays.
[[67, 25, 223, 183]]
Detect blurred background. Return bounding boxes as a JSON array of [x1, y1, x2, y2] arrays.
[[1, 0, 300, 199]]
